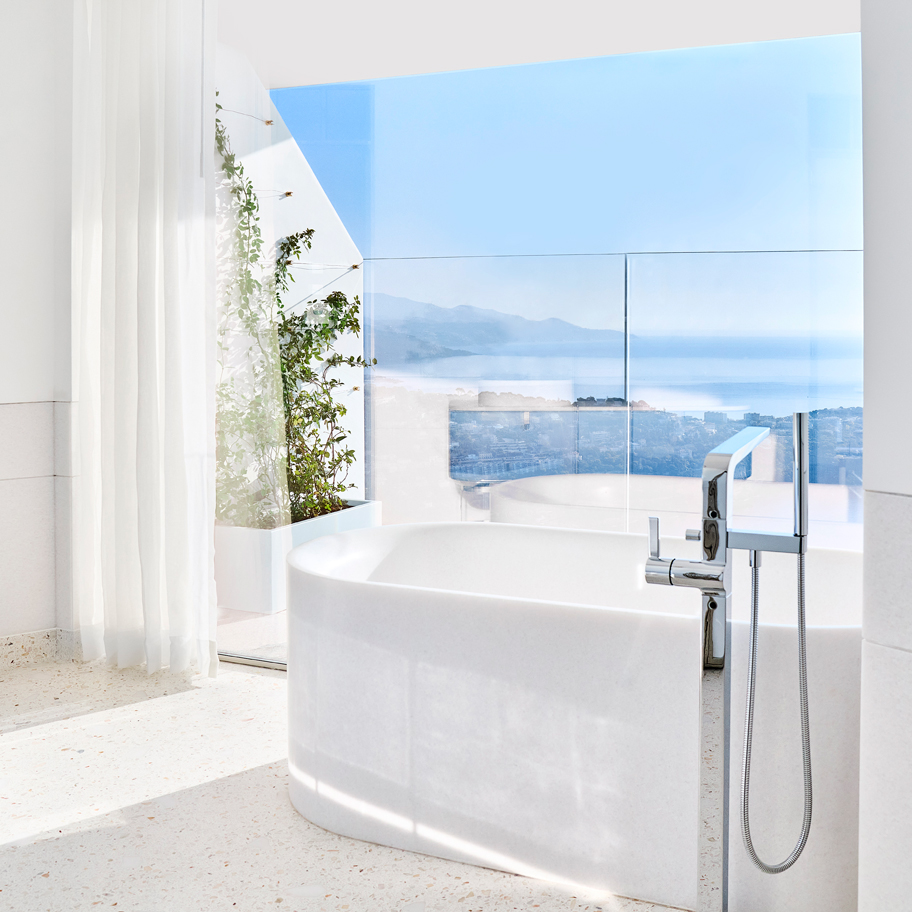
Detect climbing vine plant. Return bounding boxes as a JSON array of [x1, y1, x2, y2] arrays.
[[215, 100, 290, 530], [276, 234, 375, 523], [215, 100, 374, 529]]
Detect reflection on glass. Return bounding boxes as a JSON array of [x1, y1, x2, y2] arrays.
[[626, 251, 863, 547], [271, 35, 863, 550], [628, 251, 863, 417], [365, 255, 626, 524], [627, 410, 864, 485], [365, 251, 864, 544], [450, 411, 579, 482], [448, 406, 629, 483], [577, 409, 628, 474]]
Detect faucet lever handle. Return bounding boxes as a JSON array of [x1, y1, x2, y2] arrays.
[[648, 516, 661, 559]]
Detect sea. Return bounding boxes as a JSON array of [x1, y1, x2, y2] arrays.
[[372, 353, 863, 418]]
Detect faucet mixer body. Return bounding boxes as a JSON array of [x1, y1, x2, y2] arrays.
[[645, 414, 809, 667]]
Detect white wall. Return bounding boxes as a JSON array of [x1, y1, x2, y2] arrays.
[[0, 2, 73, 636], [858, 0, 912, 907], [218, 0, 859, 88], [0, 3, 72, 405]]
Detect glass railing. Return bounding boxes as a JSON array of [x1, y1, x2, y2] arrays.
[[365, 249, 863, 545]]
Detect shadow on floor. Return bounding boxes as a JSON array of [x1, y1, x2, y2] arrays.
[[0, 661, 199, 734]]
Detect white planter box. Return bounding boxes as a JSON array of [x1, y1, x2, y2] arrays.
[[214, 500, 381, 615]]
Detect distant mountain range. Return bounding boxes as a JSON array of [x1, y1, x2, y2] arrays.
[[366, 293, 864, 364], [367, 293, 625, 362]]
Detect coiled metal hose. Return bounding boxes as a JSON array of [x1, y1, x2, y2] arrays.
[[740, 551, 812, 874]]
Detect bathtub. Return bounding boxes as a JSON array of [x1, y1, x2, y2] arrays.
[[287, 522, 861, 912]]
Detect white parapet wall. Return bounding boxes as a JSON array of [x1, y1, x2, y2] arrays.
[[214, 501, 381, 617]]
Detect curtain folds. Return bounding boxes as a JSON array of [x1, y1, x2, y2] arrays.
[[71, 0, 217, 674]]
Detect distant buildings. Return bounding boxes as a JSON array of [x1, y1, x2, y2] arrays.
[[449, 405, 863, 486]]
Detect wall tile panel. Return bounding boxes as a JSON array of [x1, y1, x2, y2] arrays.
[[863, 490, 912, 651], [0, 477, 56, 635], [0, 403, 54, 481], [858, 640, 912, 911]]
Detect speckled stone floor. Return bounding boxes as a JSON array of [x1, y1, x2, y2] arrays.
[[0, 661, 682, 912]]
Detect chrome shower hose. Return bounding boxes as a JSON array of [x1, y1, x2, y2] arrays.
[[740, 551, 812, 874]]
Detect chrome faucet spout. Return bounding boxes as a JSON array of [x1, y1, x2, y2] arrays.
[[644, 413, 810, 667]]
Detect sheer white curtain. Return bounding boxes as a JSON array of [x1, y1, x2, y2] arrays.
[[71, 0, 218, 674]]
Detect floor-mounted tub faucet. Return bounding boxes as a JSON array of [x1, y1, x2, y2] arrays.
[[645, 414, 812, 910], [645, 414, 808, 667]]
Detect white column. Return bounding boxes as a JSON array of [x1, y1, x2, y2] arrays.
[[858, 0, 912, 907]]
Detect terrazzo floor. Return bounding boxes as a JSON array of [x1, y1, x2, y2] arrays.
[[0, 661, 681, 912]]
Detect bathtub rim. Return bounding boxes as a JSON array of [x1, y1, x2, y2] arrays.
[[287, 520, 695, 622], [287, 520, 862, 630]]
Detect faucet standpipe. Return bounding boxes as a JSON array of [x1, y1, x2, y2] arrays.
[[644, 412, 813, 887]]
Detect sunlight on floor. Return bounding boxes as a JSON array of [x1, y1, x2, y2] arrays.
[[0, 661, 681, 912]]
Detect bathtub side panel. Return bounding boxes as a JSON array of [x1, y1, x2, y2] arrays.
[[288, 566, 701, 909]]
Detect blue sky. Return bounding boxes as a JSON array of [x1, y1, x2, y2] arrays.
[[271, 34, 862, 335]]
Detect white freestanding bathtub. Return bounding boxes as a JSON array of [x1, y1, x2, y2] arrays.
[[287, 522, 861, 912]]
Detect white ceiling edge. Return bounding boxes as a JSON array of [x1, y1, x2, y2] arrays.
[[217, 0, 860, 89]]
